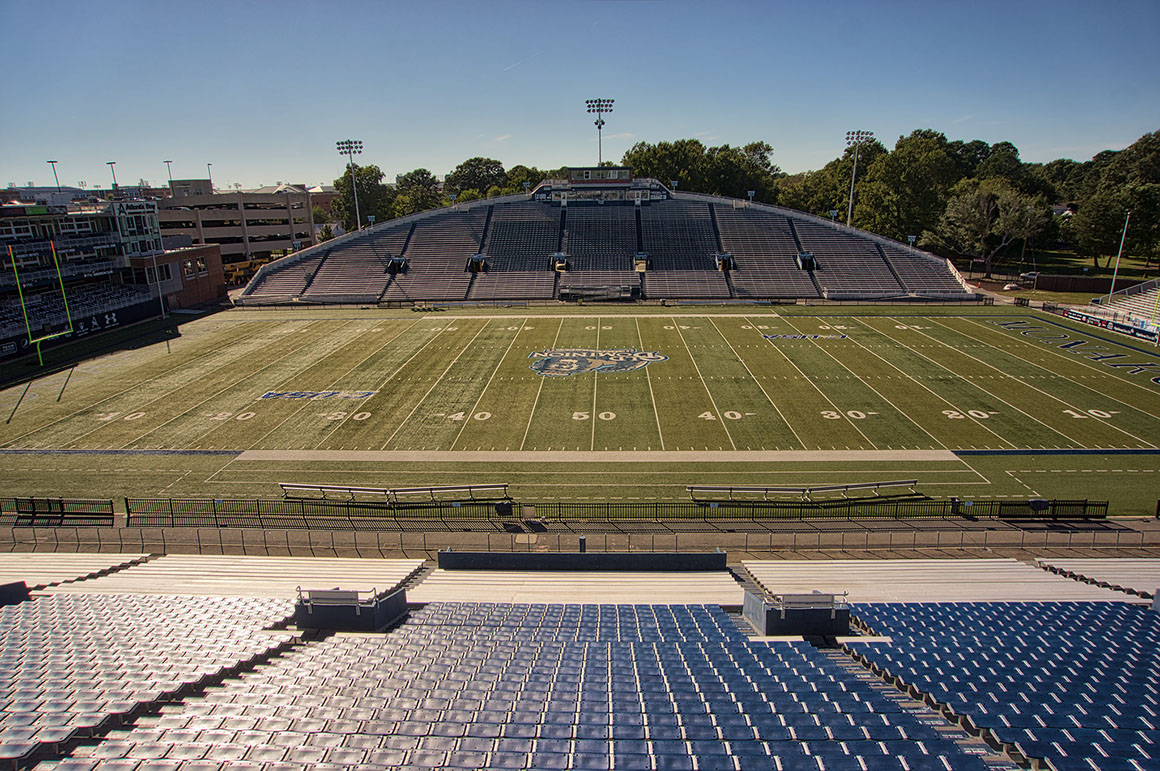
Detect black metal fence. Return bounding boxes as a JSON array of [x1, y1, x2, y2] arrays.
[[0, 495, 1110, 530], [534, 498, 1108, 522], [124, 497, 507, 530], [0, 497, 115, 527]]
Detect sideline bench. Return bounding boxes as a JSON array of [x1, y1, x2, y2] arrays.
[[688, 480, 918, 502]]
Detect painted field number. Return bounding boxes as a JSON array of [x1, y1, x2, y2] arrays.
[[699, 411, 747, 421], [448, 411, 491, 421], [96, 412, 146, 421], [1063, 409, 1120, 419], [943, 410, 996, 419], [821, 410, 878, 420], [574, 411, 617, 421]]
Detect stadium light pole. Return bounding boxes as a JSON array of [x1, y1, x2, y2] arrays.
[[46, 160, 61, 192], [336, 140, 363, 230], [1106, 210, 1131, 307], [845, 130, 873, 227], [163, 160, 174, 185], [585, 98, 614, 166], [206, 163, 213, 191], [106, 161, 118, 193]]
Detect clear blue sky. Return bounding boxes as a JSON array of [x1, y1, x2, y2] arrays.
[[2, 0, 1157, 191]]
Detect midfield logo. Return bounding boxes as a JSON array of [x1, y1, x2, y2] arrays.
[[528, 349, 668, 377]]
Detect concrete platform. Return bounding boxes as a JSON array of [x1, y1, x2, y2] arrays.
[[407, 569, 746, 605], [1037, 557, 1160, 597], [0, 553, 147, 588], [44, 555, 424, 599], [743, 558, 1131, 603]]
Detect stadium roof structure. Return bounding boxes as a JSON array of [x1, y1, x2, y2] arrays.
[[239, 178, 973, 306]]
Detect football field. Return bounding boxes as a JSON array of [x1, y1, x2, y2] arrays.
[[2, 306, 1158, 513]]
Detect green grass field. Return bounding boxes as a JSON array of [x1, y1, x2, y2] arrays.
[[2, 306, 1158, 514]]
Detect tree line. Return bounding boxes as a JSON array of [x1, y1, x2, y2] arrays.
[[322, 129, 1158, 275]]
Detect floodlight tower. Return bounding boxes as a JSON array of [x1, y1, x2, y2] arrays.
[[844, 129, 873, 227], [106, 161, 118, 192], [163, 160, 174, 184], [585, 99, 614, 166], [46, 160, 61, 192], [336, 139, 363, 230], [207, 163, 213, 190]]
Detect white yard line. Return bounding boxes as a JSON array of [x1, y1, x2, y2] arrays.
[[518, 320, 564, 450], [900, 318, 1155, 448], [1, 319, 288, 447], [950, 316, 1160, 421], [672, 319, 736, 450], [636, 318, 666, 451], [127, 320, 380, 449], [780, 316, 945, 450], [845, 319, 1015, 448], [590, 320, 601, 451], [379, 320, 491, 450], [866, 318, 1087, 448], [451, 320, 527, 449], [708, 318, 804, 450], [237, 448, 961, 463], [746, 316, 877, 449]]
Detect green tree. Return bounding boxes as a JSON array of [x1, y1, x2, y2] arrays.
[[332, 164, 396, 231], [924, 178, 1049, 276], [620, 138, 782, 201], [393, 168, 443, 217], [445, 157, 507, 195], [317, 223, 334, 242], [857, 129, 961, 239], [502, 165, 548, 195], [1072, 189, 1130, 268]]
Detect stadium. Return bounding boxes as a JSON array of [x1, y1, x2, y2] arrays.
[[2, 169, 1160, 771]]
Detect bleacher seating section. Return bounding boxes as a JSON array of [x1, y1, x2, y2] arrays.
[[848, 601, 1160, 771], [11, 599, 998, 770], [712, 206, 821, 299], [484, 203, 562, 272], [792, 221, 906, 298], [241, 197, 972, 305], [0, 281, 154, 339], [1103, 284, 1160, 323]]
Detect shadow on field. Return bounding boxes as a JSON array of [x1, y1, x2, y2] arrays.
[[0, 309, 220, 390]]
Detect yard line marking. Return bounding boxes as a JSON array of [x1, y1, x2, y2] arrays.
[[519, 319, 564, 451], [379, 320, 491, 450], [708, 318, 804, 450], [869, 317, 1086, 448], [748, 316, 877, 449], [636, 318, 666, 451], [591, 320, 601, 452], [943, 316, 1160, 422], [129, 319, 383, 449], [673, 318, 736, 450], [781, 316, 946, 449], [907, 318, 1156, 448], [0, 319, 288, 447], [845, 318, 1014, 448], [237, 449, 960, 462], [452, 320, 527, 449]]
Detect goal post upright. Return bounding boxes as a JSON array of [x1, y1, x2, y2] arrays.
[[8, 241, 76, 366]]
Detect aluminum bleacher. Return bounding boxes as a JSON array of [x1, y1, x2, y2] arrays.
[[641, 270, 731, 300], [640, 201, 719, 271], [713, 206, 821, 299], [38, 600, 987, 770], [468, 270, 557, 301], [244, 252, 326, 300], [484, 202, 561, 272], [382, 210, 486, 302], [563, 205, 638, 271], [793, 221, 906, 298], [0, 281, 154, 339], [878, 244, 970, 296], [300, 227, 411, 302], [848, 601, 1160, 771]]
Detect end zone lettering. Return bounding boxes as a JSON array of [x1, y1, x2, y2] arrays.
[[260, 390, 376, 400], [764, 334, 848, 340]]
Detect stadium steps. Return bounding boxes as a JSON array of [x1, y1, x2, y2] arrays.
[[635, 206, 644, 254], [479, 205, 494, 251], [399, 561, 437, 594], [0, 553, 152, 592], [786, 218, 805, 253], [708, 202, 725, 253], [875, 243, 908, 289], [723, 268, 738, 299], [556, 207, 566, 254]]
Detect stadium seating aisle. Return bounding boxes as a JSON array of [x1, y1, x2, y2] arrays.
[[0, 593, 295, 769], [40, 601, 990, 770], [847, 601, 1160, 771]]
